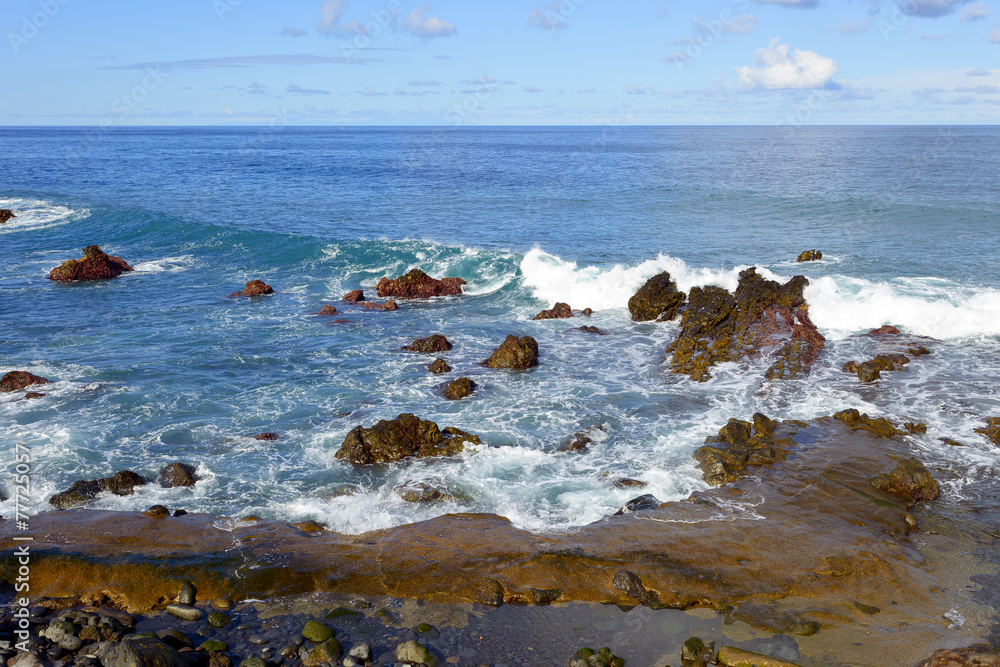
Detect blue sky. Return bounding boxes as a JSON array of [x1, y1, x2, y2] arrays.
[[2, 0, 998, 124]]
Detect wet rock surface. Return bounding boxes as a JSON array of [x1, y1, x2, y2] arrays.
[[49, 470, 146, 509], [0, 370, 50, 392], [48, 245, 134, 282], [0, 209, 15, 223], [228, 280, 274, 298], [361, 299, 398, 311], [428, 358, 451, 374], [532, 302, 573, 320], [442, 377, 475, 400], [342, 290, 364, 302], [375, 269, 465, 299], [157, 463, 198, 488], [334, 413, 480, 465], [796, 249, 822, 262], [481, 334, 538, 369], [315, 305, 338, 315], [402, 334, 452, 353], [628, 271, 686, 322]]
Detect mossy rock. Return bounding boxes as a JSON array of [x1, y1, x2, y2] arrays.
[[207, 611, 231, 628], [301, 620, 335, 643]]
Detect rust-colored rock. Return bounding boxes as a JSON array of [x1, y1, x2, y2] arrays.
[[915, 648, 1000, 667], [428, 358, 451, 374], [867, 325, 901, 336], [833, 409, 897, 437], [362, 300, 398, 311], [316, 305, 338, 315], [667, 267, 824, 382], [228, 279, 274, 297], [0, 209, 15, 224], [334, 413, 480, 465], [482, 335, 538, 369], [1, 370, 50, 392], [343, 290, 365, 302], [375, 269, 466, 299], [871, 458, 940, 504], [533, 302, 573, 320], [48, 245, 134, 281], [254, 432, 281, 441], [402, 334, 452, 353], [628, 272, 686, 322], [49, 470, 146, 509]]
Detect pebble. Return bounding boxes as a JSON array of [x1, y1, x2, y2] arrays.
[[248, 636, 268, 645], [165, 604, 203, 622], [178, 582, 197, 606]]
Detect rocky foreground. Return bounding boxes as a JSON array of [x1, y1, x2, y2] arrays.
[[2, 414, 997, 666]]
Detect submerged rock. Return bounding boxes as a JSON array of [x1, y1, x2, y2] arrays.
[[575, 325, 605, 335], [844, 354, 910, 383], [228, 279, 274, 297], [443, 377, 476, 400], [157, 462, 198, 488], [428, 358, 451, 374], [796, 249, 822, 262], [49, 471, 146, 509], [558, 425, 604, 453], [974, 417, 1000, 446], [335, 413, 480, 465], [667, 267, 824, 382], [533, 302, 573, 320], [870, 458, 940, 504], [393, 480, 458, 503], [342, 290, 364, 302], [0, 209, 15, 224], [361, 299, 398, 311], [376, 268, 465, 299], [867, 325, 901, 336], [477, 578, 505, 606], [402, 334, 452, 353], [482, 334, 539, 369], [1, 370, 50, 392], [254, 432, 281, 441], [693, 414, 782, 485], [49, 245, 134, 282], [316, 305, 338, 315], [613, 493, 662, 515], [915, 647, 1000, 667], [628, 271, 686, 322]]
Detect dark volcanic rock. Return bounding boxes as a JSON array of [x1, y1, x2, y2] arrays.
[[845, 354, 910, 383], [613, 570, 646, 599], [335, 413, 481, 465], [533, 302, 573, 320], [833, 409, 897, 437], [157, 463, 197, 488], [393, 480, 458, 503], [103, 636, 189, 667], [667, 267, 824, 382], [443, 377, 476, 400], [254, 432, 281, 441], [477, 578, 505, 606], [48, 245, 134, 282], [375, 269, 465, 299], [428, 358, 451, 374], [870, 458, 940, 503], [49, 470, 146, 509], [316, 305, 338, 315], [362, 299, 398, 311], [228, 279, 274, 297], [343, 290, 364, 302], [402, 334, 452, 353], [1, 371, 50, 392], [576, 325, 605, 335], [628, 272, 686, 322], [558, 425, 605, 453], [482, 334, 539, 369], [796, 249, 822, 262], [613, 494, 662, 515], [0, 209, 16, 224]]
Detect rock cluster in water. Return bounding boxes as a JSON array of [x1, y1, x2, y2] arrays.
[[796, 249, 822, 262], [692, 414, 782, 485], [628, 271, 685, 322], [0, 208, 16, 223], [481, 334, 539, 369], [48, 245, 134, 282], [334, 413, 481, 465], [402, 334, 452, 353], [532, 302, 573, 320], [375, 269, 465, 299]]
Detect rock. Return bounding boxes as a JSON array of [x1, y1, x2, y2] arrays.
[[849, 353, 910, 383], [915, 647, 1000, 667], [612, 570, 646, 599], [867, 325, 901, 336], [335, 414, 480, 465], [301, 620, 335, 643], [482, 334, 539, 369], [443, 377, 476, 400], [857, 361, 881, 383], [293, 520, 326, 533], [613, 494, 662, 515], [101, 638, 189, 667], [253, 432, 281, 441], [349, 642, 372, 661], [582, 308, 593, 316], [693, 415, 781, 485], [155, 629, 193, 650], [59, 636, 83, 652], [531, 588, 561, 604], [681, 637, 714, 667], [533, 302, 573, 320], [871, 458, 940, 503], [717, 646, 801, 666], [316, 305, 338, 315], [477, 578, 505, 607], [905, 422, 927, 434], [668, 268, 824, 382], [164, 604, 202, 622], [362, 299, 398, 311], [628, 272, 686, 322], [576, 325, 604, 334], [302, 639, 342, 666], [199, 639, 228, 652], [0, 209, 16, 223], [42, 620, 75, 643], [974, 417, 1000, 446], [48, 245, 134, 282], [228, 279, 274, 298], [157, 463, 197, 488], [0, 371, 50, 392], [393, 480, 458, 503], [833, 409, 896, 437], [49, 470, 146, 509], [240, 660, 266, 667], [402, 334, 452, 353], [558, 425, 604, 453], [24, 391, 46, 399], [395, 640, 439, 667], [428, 358, 451, 374], [940, 437, 964, 447], [343, 290, 364, 302], [206, 611, 230, 628], [796, 249, 822, 262], [610, 477, 646, 489], [376, 269, 466, 299], [908, 345, 931, 356], [143, 505, 169, 517], [173, 509, 188, 516]]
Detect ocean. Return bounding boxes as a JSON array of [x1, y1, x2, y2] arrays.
[[2, 125, 999, 535]]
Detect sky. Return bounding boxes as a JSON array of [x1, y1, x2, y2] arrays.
[[1, 0, 998, 125]]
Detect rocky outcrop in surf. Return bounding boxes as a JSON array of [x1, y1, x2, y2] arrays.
[[628, 272, 686, 322], [667, 267, 824, 382], [870, 458, 940, 505], [443, 377, 476, 400], [48, 245, 134, 282], [375, 269, 465, 299], [49, 471, 146, 509], [228, 279, 274, 297], [975, 417, 1000, 446], [402, 334, 452, 353], [335, 413, 481, 465], [482, 335, 538, 369], [342, 290, 364, 302], [796, 249, 822, 262], [532, 302, 573, 320], [1, 370, 50, 392], [843, 353, 910, 383], [692, 414, 782, 485], [0, 209, 15, 224], [157, 463, 198, 488], [428, 358, 451, 374], [315, 305, 338, 315], [362, 300, 398, 311]]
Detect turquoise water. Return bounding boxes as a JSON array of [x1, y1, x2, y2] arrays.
[[1, 126, 999, 532]]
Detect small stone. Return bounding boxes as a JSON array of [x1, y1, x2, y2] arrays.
[[240, 659, 266, 667], [178, 581, 197, 605], [279, 645, 298, 658], [443, 377, 476, 400], [531, 588, 561, 604], [212, 599, 232, 610], [165, 605, 202, 622], [173, 509, 188, 517], [158, 463, 198, 488], [301, 620, 334, 643], [348, 643, 372, 661], [612, 570, 645, 599], [248, 636, 268, 646], [58, 637, 83, 652], [207, 612, 231, 628], [396, 640, 439, 667], [302, 639, 342, 666], [316, 305, 338, 315], [254, 432, 281, 441], [43, 619, 76, 643], [144, 505, 169, 517], [156, 628, 193, 650], [477, 579, 504, 607], [415, 623, 433, 634], [199, 640, 228, 652], [343, 290, 364, 302]]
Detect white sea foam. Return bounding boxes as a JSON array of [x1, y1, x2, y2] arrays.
[[0, 198, 87, 233], [132, 255, 198, 274]]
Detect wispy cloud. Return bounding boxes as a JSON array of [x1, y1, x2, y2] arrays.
[[917, 33, 958, 39], [287, 83, 330, 95], [464, 75, 497, 85], [960, 1, 991, 21], [401, 3, 456, 38], [407, 79, 442, 86], [991, 24, 1000, 42], [967, 67, 992, 75], [825, 18, 870, 34], [955, 84, 1000, 92], [693, 14, 758, 35], [105, 54, 370, 69], [904, 0, 974, 18], [523, 85, 544, 93], [316, 0, 369, 35], [279, 27, 308, 37], [749, 0, 818, 8], [735, 38, 839, 90], [360, 86, 386, 95], [248, 81, 268, 94], [528, 1, 573, 29]]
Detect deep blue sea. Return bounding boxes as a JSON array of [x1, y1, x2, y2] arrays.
[[1, 126, 999, 533]]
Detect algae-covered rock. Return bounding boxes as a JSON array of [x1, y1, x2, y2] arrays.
[[796, 249, 822, 262], [428, 358, 451, 374], [207, 611, 231, 628], [49, 470, 146, 509], [103, 637, 189, 667], [301, 620, 335, 643], [975, 417, 1000, 446], [49, 245, 134, 282], [482, 334, 539, 369], [443, 377, 476, 400], [693, 414, 780, 485], [376, 268, 465, 299], [871, 458, 940, 503], [396, 639, 439, 667], [682, 637, 714, 667], [393, 480, 458, 503], [302, 638, 343, 667], [915, 647, 1000, 667], [0, 370, 50, 393], [335, 414, 480, 464], [531, 588, 561, 604], [477, 578, 505, 607], [717, 646, 801, 666], [628, 271, 686, 322], [402, 334, 452, 353], [833, 409, 896, 437], [533, 302, 573, 320], [613, 570, 646, 599]]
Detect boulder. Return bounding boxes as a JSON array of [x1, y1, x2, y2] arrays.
[[477, 578, 505, 606], [362, 299, 398, 311], [228, 279, 274, 297], [667, 267, 824, 382], [796, 249, 822, 262], [482, 334, 539, 369], [335, 413, 480, 465], [870, 458, 940, 503], [558, 425, 605, 453], [0, 209, 15, 224], [533, 302, 573, 320], [102, 637, 189, 667], [157, 463, 197, 488], [628, 272, 686, 322], [612, 570, 646, 599], [1, 370, 50, 392], [428, 358, 451, 374], [833, 409, 896, 437], [402, 334, 452, 353], [343, 290, 365, 302], [144, 505, 169, 517], [48, 245, 134, 282], [316, 305, 338, 315], [443, 377, 476, 400], [375, 269, 465, 299], [613, 493, 662, 515], [845, 354, 910, 383], [49, 470, 146, 509], [867, 325, 901, 336], [254, 432, 281, 441], [576, 325, 604, 335], [393, 480, 458, 503], [395, 640, 439, 667]]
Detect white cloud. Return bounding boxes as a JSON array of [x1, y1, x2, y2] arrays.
[[465, 75, 496, 85], [528, 1, 572, 29], [523, 85, 544, 93], [967, 67, 992, 75], [960, 1, 991, 21], [826, 18, 870, 34], [991, 24, 1000, 42], [401, 3, 456, 38], [315, 0, 369, 35], [735, 38, 839, 90], [279, 27, 308, 37], [287, 83, 330, 95], [903, 0, 973, 18], [750, 0, 818, 7]]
